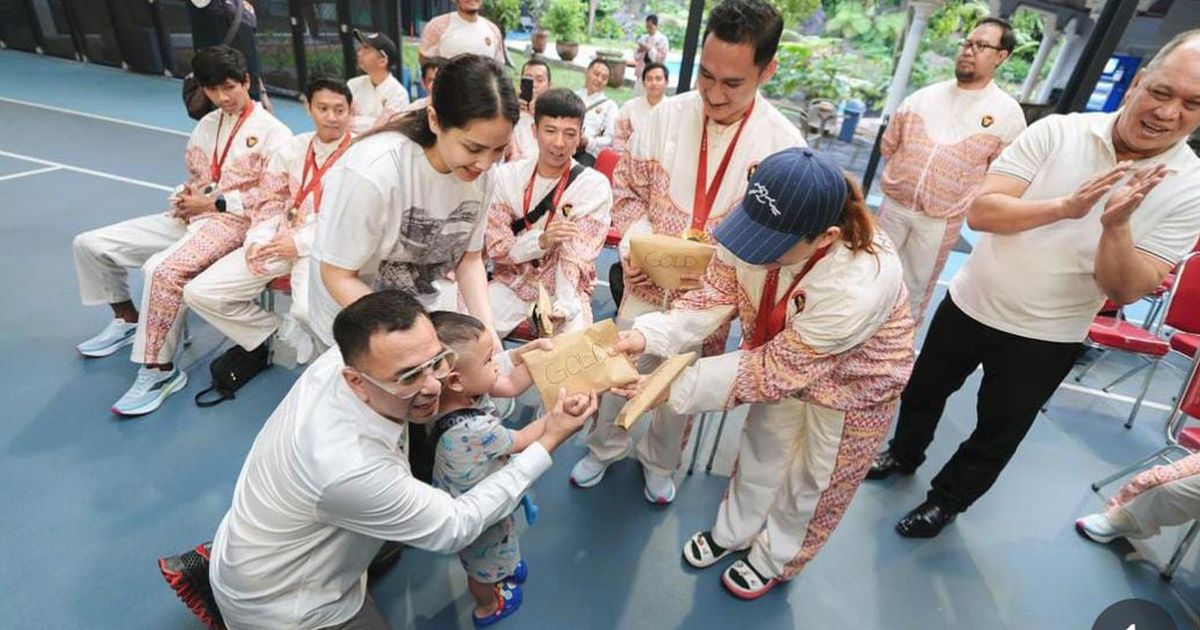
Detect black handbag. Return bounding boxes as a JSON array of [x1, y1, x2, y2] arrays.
[[181, 0, 244, 120], [194, 344, 269, 407]]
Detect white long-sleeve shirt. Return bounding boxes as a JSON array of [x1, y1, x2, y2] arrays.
[[210, 348, 552, 629], [576, 88, 619, 157], [485, 158, 612, 324]]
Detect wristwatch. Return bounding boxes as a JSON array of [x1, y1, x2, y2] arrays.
[[215, 193, 227, 213]]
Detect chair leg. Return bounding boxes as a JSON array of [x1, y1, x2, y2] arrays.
[[1142, 297, 1165, 331], [1091, 445, 1180, 492], [1161, 519, 1200, 581], [1102, 359, 1150, 392], [1125, 359, 1161, 429], [181, 318, 192, 348], [704, 410, 730, 474], [1074, 348, 1109, 383], [686, 413, 708, 476]]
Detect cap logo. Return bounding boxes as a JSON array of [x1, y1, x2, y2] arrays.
[[981, 115, 994, 128], [748, 182, 780, 217]]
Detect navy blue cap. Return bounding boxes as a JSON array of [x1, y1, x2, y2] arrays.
[[712, 147, 848, 265]]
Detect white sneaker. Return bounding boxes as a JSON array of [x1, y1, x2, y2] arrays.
[[1075, 512, 1132, 544], [112, 366, 188, 416], [643, 468, 676, 505], [77, 319, 137, 358], [570, 452, 610, 488]]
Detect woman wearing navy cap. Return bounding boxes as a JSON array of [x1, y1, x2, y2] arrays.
[[612, 148, 916, 599]]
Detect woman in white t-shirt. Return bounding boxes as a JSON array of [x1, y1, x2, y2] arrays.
[[310, 55, 520, 346], [614, 62, 669, 152]]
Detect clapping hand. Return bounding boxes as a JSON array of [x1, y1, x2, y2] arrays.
[[1100, 164, 1169, 230], [1056, 162, 1134, 221]]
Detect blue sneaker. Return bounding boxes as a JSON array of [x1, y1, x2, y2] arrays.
[[519, 495, 538, 525], [77, 319, 137, 358], [506, 560, 528, 585], [473, 583, 522, 628], [112, 366, 188, 416]]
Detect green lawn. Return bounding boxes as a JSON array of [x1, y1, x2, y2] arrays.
[[398, 38, 634, 106], [506, 50, 634, 105]]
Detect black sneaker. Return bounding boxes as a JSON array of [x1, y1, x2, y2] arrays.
[[158, 542, 224, 629]]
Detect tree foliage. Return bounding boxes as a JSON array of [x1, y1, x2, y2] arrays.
[[483, 0, 522, 33], [543, 0, 585, 41]]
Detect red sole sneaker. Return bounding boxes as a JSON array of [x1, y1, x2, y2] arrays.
[[158, 543, 225, 629]]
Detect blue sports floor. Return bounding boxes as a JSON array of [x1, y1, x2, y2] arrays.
[[0, 50, 1197, 628]]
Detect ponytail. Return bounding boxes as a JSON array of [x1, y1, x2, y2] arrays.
[[363, 108, 436, 147], [839, 174, 877, 254]]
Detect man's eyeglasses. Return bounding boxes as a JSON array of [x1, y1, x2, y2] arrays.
[[357, 347, 457, 399], [959, 39, 1004, 54]]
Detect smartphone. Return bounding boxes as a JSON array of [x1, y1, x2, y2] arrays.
[[520, 77, 534, 103]]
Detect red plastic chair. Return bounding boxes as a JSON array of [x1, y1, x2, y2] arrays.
[[1077, 253, 1200, 428], [1092, 344, 1200, 579], [262, 275, 292, 314], [593, 148, 620, 184], [1138, 239, 1200, 328], [594, 148, 624, 250]]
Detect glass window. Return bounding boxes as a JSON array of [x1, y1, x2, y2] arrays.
[[66, 0, 123, 67], [107, 0, 167, 75], [26, 0, 76, 59], [0, 0, 40, 52], [155, 0, 196, 77], [300, 0, 347, 81], [256, 0, 301, 93]]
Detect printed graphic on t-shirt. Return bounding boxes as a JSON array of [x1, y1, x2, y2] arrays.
[[376, 200, 482, 294]]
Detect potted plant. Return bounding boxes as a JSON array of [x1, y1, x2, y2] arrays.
[[594, 48, 626, 88], [543, 0, 583, 61]]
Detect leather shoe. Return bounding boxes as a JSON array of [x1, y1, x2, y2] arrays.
[[896, 501, 957, 538], [866, 449, 916, 480]]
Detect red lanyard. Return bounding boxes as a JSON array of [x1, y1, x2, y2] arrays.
[[210, 102, 255, 183], [690, 100, 755, 234], [745, 245, 830, 350], [521, 165, 573, 230], [292, 132, 352, 215]]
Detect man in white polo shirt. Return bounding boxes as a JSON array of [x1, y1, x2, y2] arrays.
[[419, 0, 506, 64], [869, 30, 1200, 539], [161, 291, 597, 629]]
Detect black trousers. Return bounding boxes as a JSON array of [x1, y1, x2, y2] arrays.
[[889, 296, 1083, 513]]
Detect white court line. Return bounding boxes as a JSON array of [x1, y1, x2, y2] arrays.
[[0, 165, 60, 182], [0, 96, 191, 138], [1056, 381, 1174, 412], [0, 148, 173, 192]]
